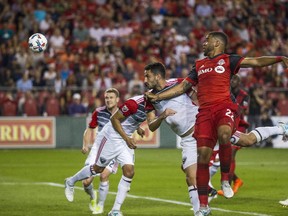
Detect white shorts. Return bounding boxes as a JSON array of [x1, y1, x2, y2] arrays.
[[85, 141, 119, 174], [180, 134, 197, 169], [95, 132, 135, 168]]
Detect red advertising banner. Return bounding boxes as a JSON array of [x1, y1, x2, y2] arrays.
[[132, 121, 159, 148], [0, 117, 56, 148]]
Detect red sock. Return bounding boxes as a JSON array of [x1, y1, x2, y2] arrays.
[[197, 163, 209, 206], [219, 143, 232, 181], [229, 159, 236, 182]]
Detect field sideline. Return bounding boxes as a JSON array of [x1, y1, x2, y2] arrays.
[[0, 148, 287, 216]]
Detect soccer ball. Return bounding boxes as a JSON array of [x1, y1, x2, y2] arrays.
[[28, 33, 48, 53]]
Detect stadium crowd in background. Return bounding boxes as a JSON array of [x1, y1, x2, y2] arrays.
[[0, 0, 288, 122]]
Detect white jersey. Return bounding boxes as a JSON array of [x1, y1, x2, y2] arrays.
[[101, 95, 146, 139], [149, 79, 198, 136]]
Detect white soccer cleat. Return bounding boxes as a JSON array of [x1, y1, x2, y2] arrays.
[[92, 205, 104, 214], [221, 180, 234, 199], [64, 178, 74, 202], [194, 206, 211, 216], [278, 122, 288, 141], [279, 198, 288, 207], [89, 191, 97, 212], [107, 210, 123, 216]]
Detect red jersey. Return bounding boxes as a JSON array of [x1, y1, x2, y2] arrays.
[[185, 53, 244, 108]]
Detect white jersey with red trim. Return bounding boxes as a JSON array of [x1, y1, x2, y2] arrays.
[[150, 78, 198, 136], [101, 95, 146, 139]]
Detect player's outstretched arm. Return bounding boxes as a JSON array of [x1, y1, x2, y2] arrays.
[[145, 80, 192, 102], [240, 56, 288, 68], [147, 108, 177, 132]]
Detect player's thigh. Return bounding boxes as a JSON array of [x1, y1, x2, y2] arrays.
[[84, 145, 98, 166], [117, 146, 135, 167], [181, 136, 197, 169]]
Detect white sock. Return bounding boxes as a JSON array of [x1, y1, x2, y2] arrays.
[[112, 175, 132, 211], [68, 165, 96, 186], [188, 185, 200, 213], [251, 126, 283, 142], [98, 181, 109, 206], [209, 161, 220, 189], [84, 183, 96, 200]]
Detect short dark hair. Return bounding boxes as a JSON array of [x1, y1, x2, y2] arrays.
[[105, 88, 120, 97], [209, 31, 228, 48], [144, 62, 166, 78]]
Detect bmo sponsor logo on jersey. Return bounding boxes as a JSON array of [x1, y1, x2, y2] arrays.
[[198, 67, 213, 75]]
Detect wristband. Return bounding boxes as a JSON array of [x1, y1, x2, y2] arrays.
[[276, 56, 282, 62]]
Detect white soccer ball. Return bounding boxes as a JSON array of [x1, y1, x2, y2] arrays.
[[28, 33, 48, 53]]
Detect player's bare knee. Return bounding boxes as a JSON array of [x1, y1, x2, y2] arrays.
[[219, 132, 231, 144], [82, 179, 90, 187], [122, 166, 134, 178], [94, 165, 105, 173]]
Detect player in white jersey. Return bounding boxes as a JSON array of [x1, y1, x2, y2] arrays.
[[144, 62, 200, 214], [65, 95, 146, 216], [82, 88, 120, 214]]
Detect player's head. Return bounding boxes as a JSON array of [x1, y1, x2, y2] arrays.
[[231, 74, 241, 89], [144, 62, 166, 90], [203, 31, 228, 56], [104, 88, 120, 109]]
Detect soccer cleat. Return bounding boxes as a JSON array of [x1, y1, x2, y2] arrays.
[[208, 188, 218, 203], [108, 210, 123, 216], [64, 178, 74, 202], [92, 205, 104, 215], [279, 199, 288, 207], [89, 191, 97, 212], [194, 206, 211, 216], [221, 180, 234, 198], [233, 178, 243, 193], [278, 122, 288, 141]]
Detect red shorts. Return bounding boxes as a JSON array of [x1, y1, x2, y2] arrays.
[[194, 102, 239, 149]]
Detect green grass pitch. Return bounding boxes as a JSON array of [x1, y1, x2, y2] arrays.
[[0, 148, 287, 216]]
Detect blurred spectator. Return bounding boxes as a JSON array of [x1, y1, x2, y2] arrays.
[[123, 62, 136, 82], [128, 73, 144, 95], [248, 86, 265, 131], [0, 22, 14, 43], [16, 71, 33, 92], [68, 93, 87, 116], [43, 64, 57, 87], [49, 28, 65, 53], [94, 70, 112, 93], [277, 92, 288, 116]]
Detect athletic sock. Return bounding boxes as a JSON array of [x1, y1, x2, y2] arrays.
[[112, 175, 132, 211], [229, 159, 236, 183], [252, 126, 283, 142], [98, 181, 109, 206], [84, 183, 96, 200], [219, 143, 232, 182], [209, 160, 220, 188], [188, 185, 200, 213], [197, 163, 209, 206], [68, 165, 97, 185]]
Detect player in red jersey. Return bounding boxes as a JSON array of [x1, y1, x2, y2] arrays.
[[146, 31, 288, 216]]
